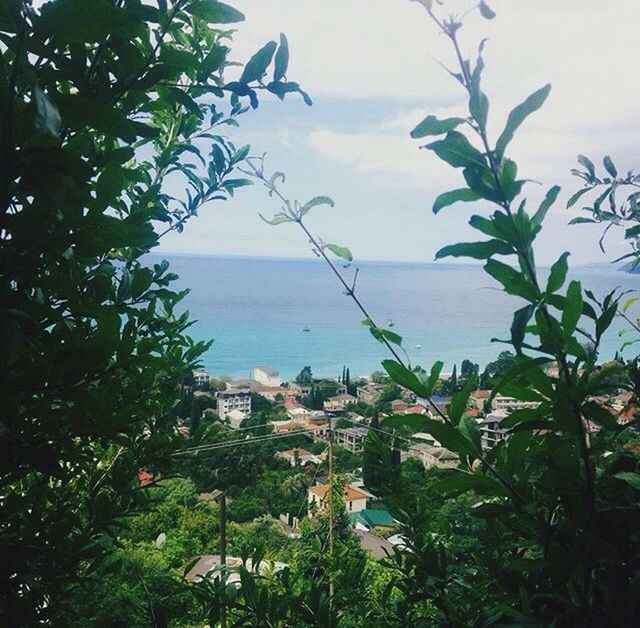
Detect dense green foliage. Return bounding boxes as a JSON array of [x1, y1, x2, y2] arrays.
[[0, 0, 307, 622]]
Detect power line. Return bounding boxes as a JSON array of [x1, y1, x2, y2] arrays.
[[172, 429, 311, 456]]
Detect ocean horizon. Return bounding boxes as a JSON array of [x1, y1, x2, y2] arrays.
[[149, 252, 637, 380]]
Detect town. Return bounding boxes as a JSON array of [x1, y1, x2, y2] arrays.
[[162, 355, 638, 582]]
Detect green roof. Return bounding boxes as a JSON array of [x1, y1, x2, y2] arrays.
[[349, 508, 394, 528]]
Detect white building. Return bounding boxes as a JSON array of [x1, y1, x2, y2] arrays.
[[481, 409, 509, 450], [276, 448, 322, 467], [356, 384, 384, 405], [193, 369, 210, 388], [493, 395, 539, 411], [323, 394, 357, 413], [226, 409, 247, 429], [335, 427, 368, 453], [251, 365, 281, 387], [307, 483, 373, 514], [216, 388, 251, 419]]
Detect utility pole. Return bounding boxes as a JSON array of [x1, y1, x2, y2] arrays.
[[327, 421, 334, 620], [218, 492, 227, 628]]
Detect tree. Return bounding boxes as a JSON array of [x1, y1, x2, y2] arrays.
[[362, 415, 400, 496], [460, 359, 479, 380], [0, 1, 307, 622], [296, 365, 313, 385]]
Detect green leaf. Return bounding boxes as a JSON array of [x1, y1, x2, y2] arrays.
[[299, 195, 334, 217], [562, 280, 582, 336], [463, 166, 502, 203], [240, 41, 277, 83], [435, 240, 513, 260], [500, 407, 549, 429], [410, 115, 465, 139], [546, 252, 570, 294], [373, 328, 403, 347], [566, 187, 591, 208], [511, 304, 535, 354], [198, 45, 228, 81], [622, 296, 640, 313], [188, 1, 245, 23], [458, 414, 482, 452], [273, 33, 289, 81], [448, 376, 478, 426], [568, 216, 596, 225], [478, 1, 496, 19], [326, 243, 353, 262], [39, 0, 140, 43], [469, 215, 500, 238], [34, 86, 62, 138], [491, 357, 552, 398], [484, 259, 539, 302], [532, 185, 561, 229], [433, 188, 481, 214], [258, 213, 292, 226], [427, 361, 444, 395], [426, 131, 486, 170], [435, 472, 506, 496], [577, 154, 595, 178], [495, 84, 551, 159], [381, 360, 429, 398], [603, 155, 617, 178], [613, 472, 640, 490], [383, 416, 477, 456], [582, 401, 618, 429]]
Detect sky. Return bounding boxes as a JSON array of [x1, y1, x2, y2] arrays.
[[160, 0, 640, 266]]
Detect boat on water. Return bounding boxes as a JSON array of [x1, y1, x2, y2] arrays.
[[415, 344, 422, 349], [303, 328, 311, 332]]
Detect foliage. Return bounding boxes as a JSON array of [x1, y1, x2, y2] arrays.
[[296, 365, 314, 384], [362, 415, 401, 496], [0, 1, 307, 621], [251, 1, 640, 625]]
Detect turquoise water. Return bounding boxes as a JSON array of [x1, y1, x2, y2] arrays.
[[153, 254, 639, 380]]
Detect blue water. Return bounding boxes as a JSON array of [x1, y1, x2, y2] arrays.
[[151, 254, 639, 380]]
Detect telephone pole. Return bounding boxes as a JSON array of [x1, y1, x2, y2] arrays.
[[218, 492, 227, 628], [327, 421, 334, 619]]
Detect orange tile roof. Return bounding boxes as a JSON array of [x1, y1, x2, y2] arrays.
[[309, 483, 373, 501]]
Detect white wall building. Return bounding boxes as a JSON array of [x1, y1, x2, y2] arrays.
[[216, 389, 251, 419], [481, 409, 509, 450], [308, 483, 373, 514], [251, 365, 281, 387], [193, 369, 210, 388]]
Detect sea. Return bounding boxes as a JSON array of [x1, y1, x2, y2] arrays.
[[149, 254, 639, 380]]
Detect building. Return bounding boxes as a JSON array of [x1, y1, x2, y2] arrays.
[[493, 395, 539, 411], [470, 389, 492, 411], [307, 483, 373, 514], [481, 409, 509, 450], [284, 398, 310, 422], [216, 388, 251, 419], [193, 368, 210, 388], [226, 409, 246, 429], [251, 365, 281, 387], [356, 384, 384, 405], [335, 426, 368, 453], [276, 448, 322, 467], [407, 442, 459, 469], [289, 381, 312, 397], [186, 555, 287, 584], [390, 399, 409, 413], [323, 393, 357, 413], [349, 508, 395, 532]]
